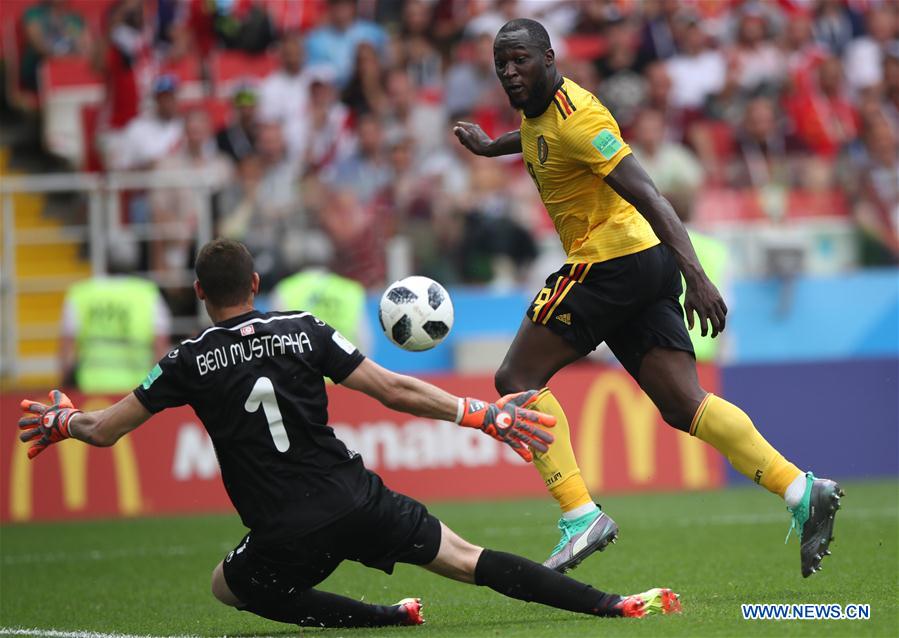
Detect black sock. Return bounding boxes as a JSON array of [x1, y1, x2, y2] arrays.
[[242, 588, 408, 627], [474, 549, 622, 617]]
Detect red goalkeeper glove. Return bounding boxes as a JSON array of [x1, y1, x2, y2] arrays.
[[457, 390, 555, 462], [18, 390, 82, 459]]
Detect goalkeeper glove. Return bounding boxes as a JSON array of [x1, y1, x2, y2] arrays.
[[18, 390, 82, 459], [457, 390, 555, 462]]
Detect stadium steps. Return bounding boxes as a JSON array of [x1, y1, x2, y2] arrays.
[[1, 147, 89, 388]]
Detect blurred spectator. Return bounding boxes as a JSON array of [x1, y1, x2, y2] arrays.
[[785, 55, 858, 158], [594, 13, 645, 129], [730, 96, 797, 189], [781, 10, 828, 85], [323, 112, 390, 204], [813, 0, 861, 56], [443, 33, 496, 118], [853, 115, 899, 265], [455, 156, 537, 285], [150, 110, 231, 277], [20, 0, 90, 92], [636, 0, 680, 65], [105, 74, 183, 171], [383, 68, 446, 159], [219, 123, 301, 289], [217, 83, 259, 163], [666, 15, 726, 110], [303, 71, 353, 175], [59, 234, 171, 394], [630, 108, 704, 217], [883, 49, 899, 131], [341, 41, 388, 116], [96, 0, 151, 135], [313, 184, 388, 288], [305, 0, 388, 88], [258, 33, 312, 162], [730, 8, 785, 96], [215, 0, 278, 54], [396, 0, 443, 91], [844, 6, 898, 95]]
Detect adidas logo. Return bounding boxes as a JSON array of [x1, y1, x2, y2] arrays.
[[556, 313, 572, 325]]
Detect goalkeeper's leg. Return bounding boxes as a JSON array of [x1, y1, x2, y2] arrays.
[[424, 522, 679, 618], [211, 561, 423, 627], [496, 319, 615, 572]]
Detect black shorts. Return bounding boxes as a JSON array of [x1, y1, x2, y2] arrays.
[[526, 244, 694, 378], [222, 471, 441, 599]]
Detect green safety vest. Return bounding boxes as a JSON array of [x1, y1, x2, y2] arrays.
[[274, 271, 365, 344], [68, 277, 160, 394], [681, 230, 728, 362]]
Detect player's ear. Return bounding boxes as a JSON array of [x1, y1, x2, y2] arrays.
[[194, 280, 206, 301], [544, 47, 555, 67], [250, 272, 261, 295]]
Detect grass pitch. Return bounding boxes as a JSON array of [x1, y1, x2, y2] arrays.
[[1, 480, 896, 638]]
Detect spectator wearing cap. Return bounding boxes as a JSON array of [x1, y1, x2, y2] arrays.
[[106, 74, 184, 171], [304, 0, 388, 88], [217, 83, 259, 162]]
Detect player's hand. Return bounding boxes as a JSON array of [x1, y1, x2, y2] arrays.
[[684, 275, 728, 338], [453, 121, 494, 156], [458, 390, 555, 462], [18, 390, 82, 459]]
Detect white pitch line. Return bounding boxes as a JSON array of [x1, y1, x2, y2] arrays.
[[1, 542, 234, 566], [0, 629, 204, 638]]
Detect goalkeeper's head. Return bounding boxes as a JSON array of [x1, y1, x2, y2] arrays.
[[194, 239, 260, 317]]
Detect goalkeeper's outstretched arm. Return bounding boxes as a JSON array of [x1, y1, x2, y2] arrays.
[[340, 359, 555, 462], [19, 391, 150, 458]]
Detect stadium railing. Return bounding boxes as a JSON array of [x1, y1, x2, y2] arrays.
[[0, 170, 218, 385]]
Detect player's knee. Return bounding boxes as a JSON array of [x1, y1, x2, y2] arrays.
[[659, 406, 694, 432], [211, 561, 242, 607], [494, 364, 530, 396]]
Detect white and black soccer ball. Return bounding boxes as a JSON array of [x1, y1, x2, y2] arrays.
[[379, 276, 454, 351]]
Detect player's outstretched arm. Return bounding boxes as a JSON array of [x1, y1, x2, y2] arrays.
[[19, 390, 151, 458], [605, 155, 728, 338], [453, 122, 522, 157], [341, 359, 554, 461]]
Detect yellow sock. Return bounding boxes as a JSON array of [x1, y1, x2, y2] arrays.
[[691, 394, 802, 498], [531, 389, 593, 512]]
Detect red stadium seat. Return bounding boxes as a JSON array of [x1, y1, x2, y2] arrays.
[[210, 50, 279, 98], [563, 35, 607, 62]]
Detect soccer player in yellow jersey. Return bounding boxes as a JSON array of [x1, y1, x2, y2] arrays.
[[454, 18, 843, 578]]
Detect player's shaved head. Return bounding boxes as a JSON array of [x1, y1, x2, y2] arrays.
[[195, 238, 255, 307], [495, 18, 552, 52]]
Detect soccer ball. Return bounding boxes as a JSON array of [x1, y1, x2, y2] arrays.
[[379, 276, 454, 351]]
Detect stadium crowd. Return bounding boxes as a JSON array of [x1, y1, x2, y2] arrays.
[[5, 0, 898, 301]]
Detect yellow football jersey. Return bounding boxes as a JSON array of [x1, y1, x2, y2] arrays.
[[520, 78, 659, 263]]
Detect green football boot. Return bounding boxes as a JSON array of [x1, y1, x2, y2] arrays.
[[543, 505, 618, 573], [786, 472, 844, 577]]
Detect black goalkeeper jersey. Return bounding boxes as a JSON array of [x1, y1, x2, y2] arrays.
[[133, 309, 368, 542]]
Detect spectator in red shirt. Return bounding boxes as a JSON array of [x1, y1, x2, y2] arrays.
[[785, 55, 858, 158]]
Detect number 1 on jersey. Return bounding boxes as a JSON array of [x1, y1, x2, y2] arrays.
[[244, 377, 290, 452]]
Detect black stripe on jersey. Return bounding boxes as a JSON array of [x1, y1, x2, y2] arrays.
[[552, 97, 568, 119], [560, 87, 577, 112]]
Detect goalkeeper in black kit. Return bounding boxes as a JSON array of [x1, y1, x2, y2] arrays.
[[19, 238, 681, 628]]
